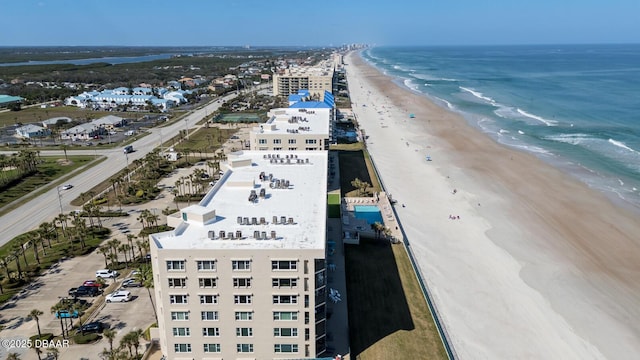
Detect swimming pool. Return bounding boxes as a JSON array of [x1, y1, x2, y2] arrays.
[[353, 205, 383, 225]]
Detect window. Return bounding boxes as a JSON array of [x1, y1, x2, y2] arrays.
[[272, 278, 297, 288], [237, 344, 253, 353], [234, 295, 252, 304], [258, 139, 267, 144], [273, 295, 298, 304], [166, 260, 185, 271], [201, 311, 218, 321], [288, 147, 298, 151], [273, 311, 298, 321], [273, 147, 282, 150], [236, 327, 253, 337], [272, 260, 297, 270], [233, 277, 252, 288], [168, 278, 186, 288], [199, 278, 217, 288], [275, 344, 298, 353], [288, 139, 296, 144], [202, 327, 220, 337], [232, 260, 251, 271], [197, 260, 216, 271], [171, 311, 189, 321], [172, 327, 190, 337], [273, 139, 281, 144], [274, 328, 298, 337], [305, 147, 316, 151], [170, 295, 188, 304], [203, 343, 221, 353], [305, 139, 317, 144], [200, 295, 218, 304], [174, 344, 191, 353], [235, 311, 253, 321]]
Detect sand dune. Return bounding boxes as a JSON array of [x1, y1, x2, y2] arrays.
[[345, 51, 640, 359]]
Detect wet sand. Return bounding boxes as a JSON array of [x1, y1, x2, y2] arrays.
[[346, 51, 640, 359]]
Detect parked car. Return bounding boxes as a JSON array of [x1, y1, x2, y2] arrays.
[[96, 269, 119, 279], [55, 309, 79, 319], [61, 184, 73, 190], [106, 290, 131, 303], [121, 278, 142, 288], [69, 286, 101, 297], [77, 321, 104, 334], [82, 280, 105, 288]]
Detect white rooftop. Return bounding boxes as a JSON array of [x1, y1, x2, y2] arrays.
[[152, 150, 328, 251], [253, 107, 330, 136]]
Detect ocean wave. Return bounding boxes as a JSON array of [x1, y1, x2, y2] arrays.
[[499, 129, 510, 134], [433, 96, 454, 110], [403, 78, 420, 91], [608, 138, 638, 153], [459, 86, 498, 106], [516, 108, 558, 126], [412, 73, 458, 82], [544, 133, 593, 145]]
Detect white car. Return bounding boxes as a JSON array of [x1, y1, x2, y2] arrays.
[[96, 269, 119, 279], [61, 184, 73, 190], [105, 290, 131, 303]]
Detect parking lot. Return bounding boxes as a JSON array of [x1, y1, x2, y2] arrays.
[[0, 142, 240, 359]]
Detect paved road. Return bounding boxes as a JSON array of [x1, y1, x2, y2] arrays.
[[0, 92, 241, 247]]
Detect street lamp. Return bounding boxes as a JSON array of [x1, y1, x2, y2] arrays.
[[125, 152, 130, 182], [56, 186, 64, 214]]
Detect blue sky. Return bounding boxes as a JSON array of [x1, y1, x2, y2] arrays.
[[2, 0, 639, 46]]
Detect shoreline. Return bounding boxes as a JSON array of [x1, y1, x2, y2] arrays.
[[346, 50, 640, 359], [371, 53, 640, 217]]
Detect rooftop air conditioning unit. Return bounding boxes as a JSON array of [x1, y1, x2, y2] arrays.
[[251, 217, 258, 225], [273, 215, 278, 224], [281, 216, 287, 224], [288, 217, 294, 225], [208, 230, 215, 239], [237, 216, 243, 225], [271, 230, 277, 239], [254, 230, 260, 239], [261, 231, 267, 239], [236, 230, 242, 239], [219, 230, 226, 239]]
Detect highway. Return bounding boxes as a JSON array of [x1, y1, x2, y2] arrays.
[[0, 91, 243, 247]]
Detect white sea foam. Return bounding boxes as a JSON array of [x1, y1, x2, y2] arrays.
[[518, 130, 525, 135], [459, 86, 498, 106], [618, 179, 625, 186], [403, 78, 420, 91], [608, 139, 638, 153], [499, 129, 510, 134], [413, 73, 458, 82], [516, 108, 558, 126], [544, 133, 593, 146]]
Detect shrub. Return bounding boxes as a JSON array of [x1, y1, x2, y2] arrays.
[[135, 190, 144, 198], [30, 333, 54, 342], [73, 333, 100, 344]]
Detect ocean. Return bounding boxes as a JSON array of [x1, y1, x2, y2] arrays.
[[362, 45, 640, 211]]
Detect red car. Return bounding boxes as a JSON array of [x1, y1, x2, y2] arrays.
[[83, 280, 105, 288]]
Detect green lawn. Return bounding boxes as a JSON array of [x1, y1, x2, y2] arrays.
[[337, 149, 382, 197], [345, 239, 448, 360], [171, 126, 236, 154], [0, 106, 141, 127], [0, 155, 99, 211]]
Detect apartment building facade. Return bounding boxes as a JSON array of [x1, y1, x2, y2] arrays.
[[249, 107, 332, 152], [273, 66, 335, 99], [150, 151, 329, 359]]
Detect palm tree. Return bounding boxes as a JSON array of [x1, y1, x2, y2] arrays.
[[46, 348, 59, 360], [72, 302, 85, 332], [118, 244, 130, 267], [50, 303, 67, 339], [129, 328, 144, 357], [126, 234, 137, 261], [98, 246, 110, 268], [61, 144, 69, 161], [103, 328, 117, 352], [120, 333, 135, 357], [136, 264, 158, 323], [33, 345, 43, 360], [29, 309, 44, 337], [6, 352, 21, 360], [10, 244, 24, 280]]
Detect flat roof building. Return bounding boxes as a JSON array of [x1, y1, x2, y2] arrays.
[[273, 63, 335, 99], [249, 106, 331, 151], [150, 150, 329, 359]]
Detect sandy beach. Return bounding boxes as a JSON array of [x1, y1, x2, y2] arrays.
[[345, 51, 640, 359]]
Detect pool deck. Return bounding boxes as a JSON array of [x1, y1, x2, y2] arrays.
[[342, 192, 402, 243]]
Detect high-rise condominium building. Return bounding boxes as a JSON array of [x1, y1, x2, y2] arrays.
[[150, 150, 329, 359]]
